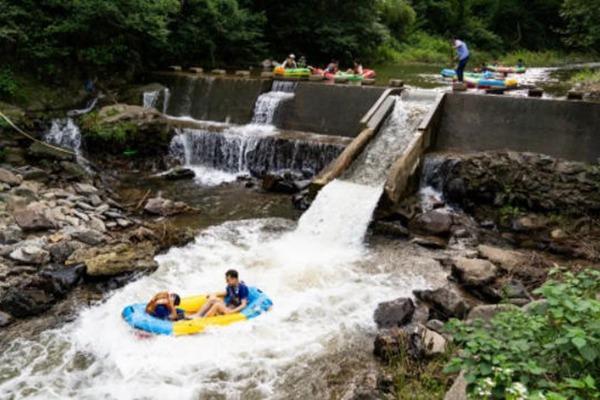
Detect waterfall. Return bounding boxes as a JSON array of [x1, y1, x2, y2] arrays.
[[143, 91, 160, 109], [143, 88, 170, 113], [169, 126, 343, 179], [44, 118, 82, 154], [251, 81, 297, 125]]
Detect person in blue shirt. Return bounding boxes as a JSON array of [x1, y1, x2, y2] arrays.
[[190, 269, 250, 318], [452, 37, 470, 83]]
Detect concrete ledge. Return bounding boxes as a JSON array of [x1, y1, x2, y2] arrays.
[[309, 75, 325, 82], [211, 69, 226, 75], [334, 77, 349, 84], [362, 79, 376, 86], [360, 88, 403, 128], [384, 130, 426, 205], [168, 65, 182, 71], [389, 79, 404, 87], [235, 70, 250, 77], [189, 67, 203, 74], [261, 72, 274, 79]]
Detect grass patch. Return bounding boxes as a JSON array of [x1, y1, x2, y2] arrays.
[[570, 69, 600, 85], [499, 50, 596, 67], [80, 111, 139, 144], [384, 336, 455, 399]]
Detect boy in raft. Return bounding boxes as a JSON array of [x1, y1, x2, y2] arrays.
[[146, 292, 184, 320], [190, 269, 249, 318], [452, 37, 470, 82]]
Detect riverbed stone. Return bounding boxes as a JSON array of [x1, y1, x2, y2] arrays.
[[13, 204, 55, 231], [0, 168, 22, 186], [47, 240, 83, 264], [444, 371, 467, 400], [0, 225, 23, 244], [451, 257, 498, 286], [70, 228, 106, 245], [67, 241, 157, 277], [9, 245, 50, 265], [162, 167, 195, 181], [467, 304, 520, 322], [374, 297, 415, 328], [414, 285, 470, 320], [477, 244, 527, 272], [39, 264, 86, 295], [73, 183, 98, 195], [409, 210, 453, 236], [0, 310, 13, 327], [144, 196, 191, 216], [27, 141, 74, 161]]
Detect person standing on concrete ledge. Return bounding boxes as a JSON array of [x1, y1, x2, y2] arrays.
[[453, 37, 470, 82]]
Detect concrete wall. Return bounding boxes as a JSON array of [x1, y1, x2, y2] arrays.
[[154, 73, 271, 124], [434, 93, 600, 163], [276, 82, 386, 137]]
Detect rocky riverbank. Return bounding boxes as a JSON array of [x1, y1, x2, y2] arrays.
[[0, 126, 196, 339], [360, 150, 600, 399]]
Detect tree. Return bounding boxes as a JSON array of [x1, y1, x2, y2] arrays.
[[561, 0, 600, 51]]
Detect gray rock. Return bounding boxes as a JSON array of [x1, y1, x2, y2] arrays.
[[73, 183, 98, 195], [414, 285, 471, 320], [47, 241, 82, 264], [13, 204, 55, 231], [0, 310, 13, 327], [27, 141, 74, 162], [88, 194, 103, 207], [467, 304, 520, 322], [162, 167, 195, 181], [60, 161, 88, 179], [522, 299, 549, 315], [409, 210, 452, 236], [0, 225, 23, 244], [70, 228, 106, 245], [117, 218, 132, 228], [20, 167, 50, 182], [88, 216, 106, 233], [9, 245, 50, 265], [411, 235, 448, 249], [374, 297, 415, 328], [501, 280, 531, 300], [426, 319, 446, 334], [452, 257, 498, 286], [0, 168, 22, 186], [444, 371, 467, 400], [76, 201, 95, 211], [144, 196, 190, 217], [477, 245, 527, 272], [39, 264, 86, 295]]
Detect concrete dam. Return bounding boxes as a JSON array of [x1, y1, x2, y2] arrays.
[[149, 71, 600, 208]]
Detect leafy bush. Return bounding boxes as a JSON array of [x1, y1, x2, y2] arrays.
[[500, 50, 594, 67], [570, 69, 600, 85], [445, 269, 600, 400], [0, 68, 19, 100]]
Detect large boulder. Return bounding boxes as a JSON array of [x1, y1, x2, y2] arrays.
[[67, 241, 158, 277], [451, 257, 498, 286], [409, 210, 453, 236], [444, 371, 467, 400], [13, 203, 56, 231], [373, 297, 415, 329], [414, 285, 471, 320], [477, 245, 527, 272]]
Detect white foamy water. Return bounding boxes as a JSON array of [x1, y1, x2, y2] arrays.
[[251, 81, 296, 125], [67, 97, 98, 117], [44, 118, 82, 154], [0, 182, 438, 399], [143, 90, 160, 109]]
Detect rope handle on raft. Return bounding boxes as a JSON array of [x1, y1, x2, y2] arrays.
[[0, 111, 76, 156]]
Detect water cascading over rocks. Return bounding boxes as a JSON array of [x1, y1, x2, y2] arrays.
[[44, 118, 82, 155], [251, 81, 297, 125], [143, 88, 170, 113], [169, 127, 344, 177]]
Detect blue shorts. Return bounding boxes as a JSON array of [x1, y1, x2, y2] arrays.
[[153, 305, 184, 320]]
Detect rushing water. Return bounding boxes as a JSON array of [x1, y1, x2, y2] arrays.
[[344, 90, 438, 185], [44, 118, 82, 154], [143, 88, 171, 113], [0, 183, 443, 399], [251, 81, 296, 125]]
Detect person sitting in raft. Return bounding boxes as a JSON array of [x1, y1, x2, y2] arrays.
[[146, 292, 184, 320], [346, 60, 364, 75], [325, 59, 339, 74], [190, 269, 249, 318], [452, 36, 470, 83], [297, 56, 307, 68], [517, 59, 525, 68], [281, 54, 297, 69]]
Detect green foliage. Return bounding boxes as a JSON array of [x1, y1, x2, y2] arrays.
[[0, 67, 19, 100], [446, 268, 600, 399], [81, 112, 138, 143], [500, 50, 593, 67], [377, 0, 417, 40], [570, 69, 600, 85], [561, 0, 600, 51]]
